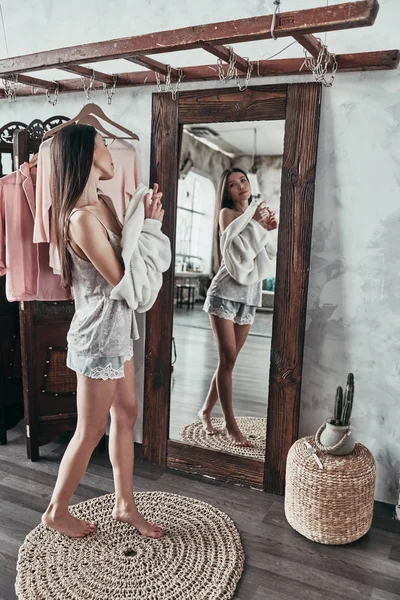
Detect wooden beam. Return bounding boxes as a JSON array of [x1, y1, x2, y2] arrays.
[[57, 65, 116, 85], [199, 42, 249, 73], [125, 55, 179, 77], [3, 73, 58, 91], [292, 34, 322, 59], [0, 1, 380, 75], [331, 48, 399, 70], [1, 50, 397, 99]]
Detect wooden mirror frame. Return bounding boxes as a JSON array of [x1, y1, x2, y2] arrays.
[[143, 83, 322, 494]]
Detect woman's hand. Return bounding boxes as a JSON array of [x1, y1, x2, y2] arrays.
[[252, 203, 269, 225], [264, 209, 278, 231], [144, 183, 164, 222], [254, 203, 278, 230]]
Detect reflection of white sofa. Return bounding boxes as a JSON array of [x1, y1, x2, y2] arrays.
[[261, 290, 274, 311]]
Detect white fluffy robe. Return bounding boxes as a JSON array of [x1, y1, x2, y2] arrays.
[[221, 197, 277, 285], [110, 184, 171, 312]]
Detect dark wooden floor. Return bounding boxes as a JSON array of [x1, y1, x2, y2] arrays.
[[170, 305, 273, 440], [1, 424, 399, 600]]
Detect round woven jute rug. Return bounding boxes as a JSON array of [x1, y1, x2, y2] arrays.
[[180, 416, 266, 460], [16, 491, 244, 600]]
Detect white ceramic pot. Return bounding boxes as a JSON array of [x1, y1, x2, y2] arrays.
[[317, 420, 356, 456]]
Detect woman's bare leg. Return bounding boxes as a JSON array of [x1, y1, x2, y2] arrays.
[[109, 357, 163, 538], [200, 318, 252, 434], [233, 321, 252, 363], [198, 370, 219, 435], [42, 374, 117, 537], [218, 321, 253, 442], [203, 316, 253, 446]]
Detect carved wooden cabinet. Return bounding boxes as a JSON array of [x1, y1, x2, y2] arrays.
[[19, 300, 77, 460]]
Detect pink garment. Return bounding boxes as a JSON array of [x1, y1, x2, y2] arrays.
[[99, 139, 142, 216], [0, 163, 71, 302], [33, 137, 142, 273]]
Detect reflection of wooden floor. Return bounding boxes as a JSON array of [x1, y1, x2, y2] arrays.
[[170, 304, 273, 440]]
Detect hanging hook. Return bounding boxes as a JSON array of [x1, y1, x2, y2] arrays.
[[155, 66, 183, 100], [235, 58, 253, 92], [271, 0, 281, 41], [2, 75, 18, 102], [46, 81, 59, 106], [103, 74, 118, 105], [81, 70, 95, 102], [217, 46, 237, 83]]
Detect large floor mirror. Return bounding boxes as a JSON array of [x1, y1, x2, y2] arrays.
[[170, 120, 283, 447], [143, 84, 322, 494]]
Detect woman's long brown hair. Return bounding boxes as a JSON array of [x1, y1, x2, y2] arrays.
[[214, 168, 251, 266], [50, 124, 97, 288]]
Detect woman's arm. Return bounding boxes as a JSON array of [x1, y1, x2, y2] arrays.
[[68, 211, 124, 287]]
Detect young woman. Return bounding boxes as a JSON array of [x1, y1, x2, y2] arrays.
[[200, 168, 278, 447], [42, 124, 164, 539]]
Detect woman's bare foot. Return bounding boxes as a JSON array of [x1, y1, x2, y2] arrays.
[[197, 409, 219, 435], [112, 505, 164, 539], [42, 507, 96, 538], [222, 424, 255, 448]]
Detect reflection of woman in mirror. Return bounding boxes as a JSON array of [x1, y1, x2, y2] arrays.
[[199, 168, 278, 447], [41, 125, 164, 539]]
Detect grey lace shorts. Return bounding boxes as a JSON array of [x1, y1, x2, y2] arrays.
[[203, 295, 256, 325], [67, 341, 134, 380]]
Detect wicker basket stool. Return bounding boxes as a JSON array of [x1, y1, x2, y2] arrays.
[[284, 436, 376, 545]]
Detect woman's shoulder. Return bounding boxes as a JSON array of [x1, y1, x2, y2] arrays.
[[68, 207, 107, 238], [219, 207, 236, 230]]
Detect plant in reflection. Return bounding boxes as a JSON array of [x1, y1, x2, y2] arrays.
[[262, 277, 275, 291]]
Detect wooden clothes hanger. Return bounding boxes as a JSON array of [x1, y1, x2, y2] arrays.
[[77, 114, 122, 139], [43, 102, 139, 141], [28, 152, 38, 168]]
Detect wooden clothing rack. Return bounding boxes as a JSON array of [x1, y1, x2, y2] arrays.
[[0, 118, 84, 460], [0, 0, 398, 99]]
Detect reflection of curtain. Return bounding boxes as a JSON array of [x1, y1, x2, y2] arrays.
[[176, 172, 216, 274]]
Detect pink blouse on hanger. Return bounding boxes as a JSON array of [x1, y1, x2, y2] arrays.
[[33, 137, 142, 273], [0, 163, 71, 302]]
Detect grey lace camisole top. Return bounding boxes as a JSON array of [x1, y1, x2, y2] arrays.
[[67, 215, 139, 359], [207, 257, 262, 307]]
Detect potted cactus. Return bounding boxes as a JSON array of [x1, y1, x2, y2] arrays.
[[315, 373, 356, 456]]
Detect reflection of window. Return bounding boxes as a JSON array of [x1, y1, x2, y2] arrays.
[[176, 171, 216, 274]]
